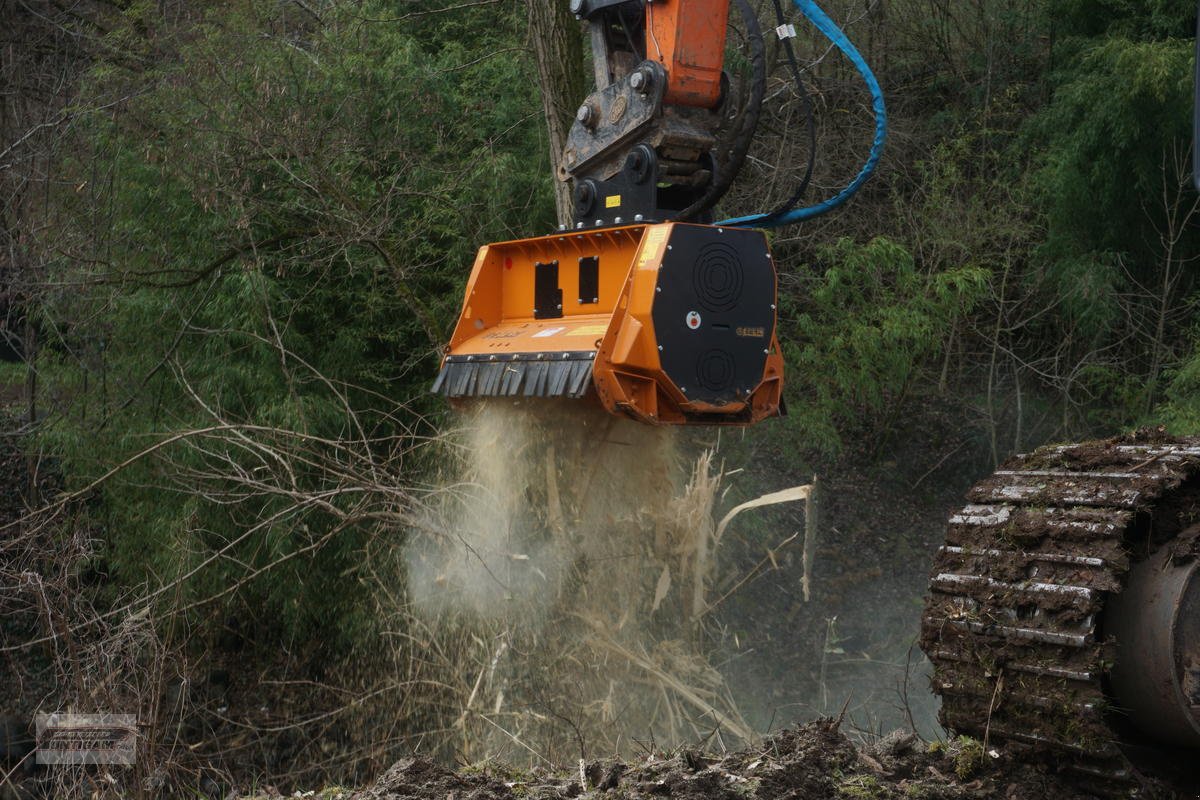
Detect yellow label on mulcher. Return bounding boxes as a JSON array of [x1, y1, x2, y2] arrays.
[[605, 195, 622, 209]]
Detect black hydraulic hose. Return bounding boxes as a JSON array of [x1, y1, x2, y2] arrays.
[[720, 0, 887, 228], [675, 0, 766, 222], [758, 0, 818, 221], [617, 7, 644, 60]]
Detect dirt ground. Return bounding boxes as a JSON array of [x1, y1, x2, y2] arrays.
[[255, 721, 1115, 800]]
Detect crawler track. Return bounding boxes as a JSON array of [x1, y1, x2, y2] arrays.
[[921, 432, 1200, 790]]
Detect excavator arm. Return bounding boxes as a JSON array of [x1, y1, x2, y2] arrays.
[[574, 0, 730, 105], [562, 0, 745, 227]]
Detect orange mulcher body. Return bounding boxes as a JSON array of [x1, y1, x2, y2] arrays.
[[432, 223, 784, 425]]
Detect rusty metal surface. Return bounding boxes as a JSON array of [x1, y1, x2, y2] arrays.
[[562, 61, 721, 194], [562, 63, 669, 180], [920, 435, 1200, 790], [1108, 539, 1200, 749]]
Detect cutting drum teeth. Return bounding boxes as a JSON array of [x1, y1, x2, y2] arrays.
[[432, 352, 596, 399], [920, 435, 1200, 794]]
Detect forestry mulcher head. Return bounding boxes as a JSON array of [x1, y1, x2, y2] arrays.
[[433, 0, 887, 426], [432, 222, 783, 426]]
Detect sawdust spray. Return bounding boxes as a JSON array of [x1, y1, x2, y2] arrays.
[[402, 400, 945, 764], [407, 401, 675, 617], [406, 401, 758, 760]]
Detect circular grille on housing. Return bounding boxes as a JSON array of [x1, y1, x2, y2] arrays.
[[696, 349, 736, 393], [692, 242, 745, 313]]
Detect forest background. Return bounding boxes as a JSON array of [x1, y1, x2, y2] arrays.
[[3, 0, 1200, 796]]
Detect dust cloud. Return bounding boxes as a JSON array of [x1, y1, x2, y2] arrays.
[[404, 400, 939, 762], [405, 401, 768, 759], [406, 401, 678, 620]]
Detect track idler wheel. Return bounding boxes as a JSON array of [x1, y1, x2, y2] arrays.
[[1107, 535, 1200, 749]]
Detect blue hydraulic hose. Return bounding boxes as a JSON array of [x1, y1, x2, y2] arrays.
[[719, 0, 886, 228]]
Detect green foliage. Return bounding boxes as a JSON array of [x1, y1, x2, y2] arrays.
[[0, 362, 28, 388], [778, 238, 988, 453], [1051, 0, 1196, 40], [30, 0, 1200, 659], [1026, 16, 1198, 424], [41, 0, 552, 650], [951, 736, 986, 780], [1158, 333, 1200, 431], [1034, 35, 1194, 267], [927, 736, 986, 780], [836, 774, 886, 799]]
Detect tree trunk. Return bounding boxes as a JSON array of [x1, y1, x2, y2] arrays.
[[525, 0, 587, 227]]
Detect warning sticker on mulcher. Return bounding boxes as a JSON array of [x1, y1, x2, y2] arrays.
[[569, 324, 608, 337], [637, 228, 670, 269], [533, 327, 566, 338]]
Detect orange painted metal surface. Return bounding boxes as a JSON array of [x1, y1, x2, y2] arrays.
[[446, 226, 644, 356], [591, 225, 783, 425], [646, 0, 731, 108], [441, 223, 783, 426]]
